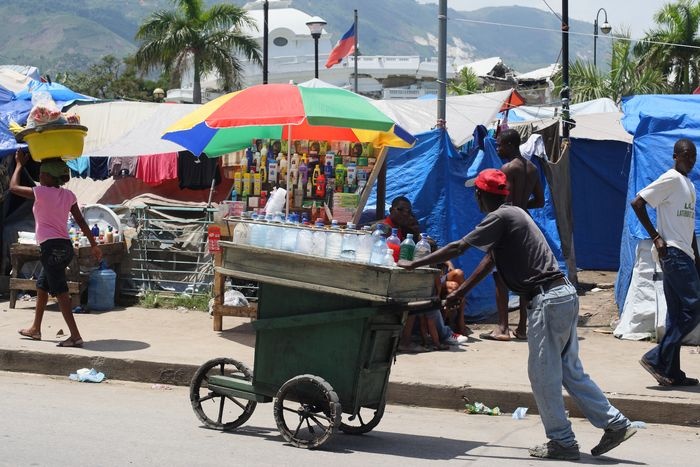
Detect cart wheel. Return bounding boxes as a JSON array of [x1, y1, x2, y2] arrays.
[[273, 374, 341, 449], [339, 402, 386, 435], [190, 357, 256, 431]]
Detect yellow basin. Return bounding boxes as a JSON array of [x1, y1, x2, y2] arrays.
[[16, 124, 88, 161]]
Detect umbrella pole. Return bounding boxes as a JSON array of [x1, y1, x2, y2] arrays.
[[286, 126, 292, 219]]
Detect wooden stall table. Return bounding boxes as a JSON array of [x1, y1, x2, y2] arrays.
[[9, 242, 126, 309], [211, 251, 257, 331]]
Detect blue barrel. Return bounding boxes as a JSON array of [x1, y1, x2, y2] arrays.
[[88, 261, 116, 311]]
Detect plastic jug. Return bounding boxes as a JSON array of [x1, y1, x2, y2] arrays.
[[355, 226, 374, 263], [232, 220, 250, 245], [88, 260, 116, 311], [340, 222, 359, 261], [399, 233, 416, 261], [311, 220, 327, 257], [296, 225, 314, 255], [281, 214, 299, 252], [324, 220, 343, 259]]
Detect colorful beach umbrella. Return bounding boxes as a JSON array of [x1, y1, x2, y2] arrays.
[[162, 83, 415, 156]]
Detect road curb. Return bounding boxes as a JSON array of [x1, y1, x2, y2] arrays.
[[3, 349, 698, 427]]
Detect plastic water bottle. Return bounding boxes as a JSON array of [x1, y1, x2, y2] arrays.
[[414, 233, 432, 260], [325, 220, 343, 259], [281, 214, 299, 252], [386, 228, 401, 262], [248, 214, 263, 247], [265, 213, 284, 250], [296, 224, 314, 255], [399, 233, 416, 261], [382, 248, 396, 267], [311, 220, 327, 257], [369, 226, 387, 265], [340, 222, 359, 261], [88, 260, 116, 311], [355, 226, 374, 263]]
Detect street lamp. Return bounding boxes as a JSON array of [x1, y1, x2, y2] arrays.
[[593, 8, 612, 68], [306, 16, 326, 79], [153, 88, 165, 102]]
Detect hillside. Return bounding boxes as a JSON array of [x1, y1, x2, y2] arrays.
[[1, 0, 607, 75]]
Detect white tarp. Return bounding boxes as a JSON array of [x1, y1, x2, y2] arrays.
[[571, 112, 632, 143], [77, 101, 201, 157], [0, 68, 35, 93]]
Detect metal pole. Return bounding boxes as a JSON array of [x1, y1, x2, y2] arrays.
[[314, 35, 320, 79], [263, 0, 269, 84], [353, 9, 358, 93], [593, 17, 598, 68], [437, 0, 447, 124], [561, 0, 570, 140]]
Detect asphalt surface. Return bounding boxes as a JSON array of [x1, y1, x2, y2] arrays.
[[1, 299, 699, 427]]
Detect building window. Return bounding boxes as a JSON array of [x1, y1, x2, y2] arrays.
[[273, 37, 288, 47]]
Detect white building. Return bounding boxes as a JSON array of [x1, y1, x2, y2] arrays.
[[166, 0, 458, 102]]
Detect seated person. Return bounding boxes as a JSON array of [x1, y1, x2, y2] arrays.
[[439, 260, 471, 336], [371, 196, 419, 241]]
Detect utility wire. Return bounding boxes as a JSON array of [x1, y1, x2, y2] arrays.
[[540, 0, 563, 22], [451, 18, 700, 52]]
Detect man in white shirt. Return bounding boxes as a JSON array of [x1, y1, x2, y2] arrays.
[[631, 138, 700, 387]]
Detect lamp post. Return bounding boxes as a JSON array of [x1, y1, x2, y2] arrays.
[[593, 8, 612, 68], [306, 16, 326, 79]]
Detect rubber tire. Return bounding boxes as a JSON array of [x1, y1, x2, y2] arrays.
[[190, 357, 256, 431], [273, 374, 341, 449], [339, 402, 385, 435]]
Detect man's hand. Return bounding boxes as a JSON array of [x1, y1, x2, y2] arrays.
[[397, 259, 416, 270], [445, 290, 464, 307], [653, 236, 667, 259], [91, 245, 103, 263], [15, 149, 28, 166]]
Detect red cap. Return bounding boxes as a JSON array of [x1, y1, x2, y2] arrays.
[[474, 169, 509, 195]]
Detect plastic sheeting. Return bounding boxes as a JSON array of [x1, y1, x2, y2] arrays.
[[364, 128, 566, 321]]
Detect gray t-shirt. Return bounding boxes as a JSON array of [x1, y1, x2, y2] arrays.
[[458, 204, 563, 295]]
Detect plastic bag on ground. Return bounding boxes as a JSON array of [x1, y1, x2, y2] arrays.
[[69, 368, 105, 383]]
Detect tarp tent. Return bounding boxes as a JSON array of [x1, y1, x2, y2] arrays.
[[364, 128, 566, 321], [614, 94, 700, 343]]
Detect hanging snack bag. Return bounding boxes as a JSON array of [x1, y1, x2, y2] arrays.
[[26, 91, 65, 129]]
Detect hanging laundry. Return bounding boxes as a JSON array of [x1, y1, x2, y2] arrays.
[[177, 151, 221, 190], [66, 156, 89, 178], [135, 152, 178, 185], [89, 157, 109, 180], [108, 156, 138, 178]]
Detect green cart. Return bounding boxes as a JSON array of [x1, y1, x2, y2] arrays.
[[190, 242, 439, 449]]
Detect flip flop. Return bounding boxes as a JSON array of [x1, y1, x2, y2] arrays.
[[479, 331, 511, 341], [512, 330, 528, 341], [18, 329, 41, 341], [57, 338, 84, 348]]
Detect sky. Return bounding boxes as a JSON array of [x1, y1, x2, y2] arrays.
[[417, 0, 665, 39]]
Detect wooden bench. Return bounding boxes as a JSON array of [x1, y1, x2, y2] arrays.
[[9, 242, 126, 309]]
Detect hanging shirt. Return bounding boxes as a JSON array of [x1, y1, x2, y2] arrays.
[[89, 157, 109, 180], [177, 151, 221, 190], [32, 185, 76, 244], [108, 157, 138, 178], [135, 153, 178, 185], [66, 156, 89, 178]]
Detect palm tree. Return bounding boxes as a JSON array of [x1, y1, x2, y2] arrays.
[[555, 31, 668, 104], [634, 0, 700, 94], [135, 0, 262, 104]]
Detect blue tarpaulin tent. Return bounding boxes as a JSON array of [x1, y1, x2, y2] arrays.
[[364, 128, 566, 321]]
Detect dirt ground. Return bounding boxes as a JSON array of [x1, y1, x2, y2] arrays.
[[472, 270, 621, 332]]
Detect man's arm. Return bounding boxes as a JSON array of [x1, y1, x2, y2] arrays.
[[631, 194, 666, 257], [398, 239, 467, 270], [527, 176, 545, 209]]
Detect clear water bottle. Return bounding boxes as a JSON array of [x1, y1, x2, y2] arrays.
[[248, 213, 264, 247], [281, 214, 299, 252], [399, 233, 416, 261], [355, 226, 374, 263], [265, 213, 283, 250], [386, 227, 401, 262], [340, 222, 359, 261], [325, 219, 343, 259], [383, 248, 396, 267], [414, 233, 431, 260], [369, 225, 387, 265], [296, 224, 314, 255], [311, 220, 327, 257]]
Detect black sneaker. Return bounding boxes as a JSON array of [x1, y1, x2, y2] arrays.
[[528, 440, 581, 460], [591, 426, 637, 456], [639, 358, 673, 386]]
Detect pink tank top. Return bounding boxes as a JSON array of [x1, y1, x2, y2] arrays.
[[32, 185, 77, 244]]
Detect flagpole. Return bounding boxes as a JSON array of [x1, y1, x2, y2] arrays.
[[353, 9, 358, 93]]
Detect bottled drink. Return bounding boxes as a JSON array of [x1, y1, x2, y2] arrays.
[[265, 213, 284, 250], [414, 233, 432, 260], [248, 214, 264, 247], [383, 248, 396, 267], [311, 220, 327, 256], [340, 222, 359, 261], [399, 233, 416, 261], [369, 226, 387, 265], [281, 214, 299, 252], [386, 228, 401, 262], [324, 219, 343, 259], [91, 224, 100, 238], [355, 226, 374, 263]]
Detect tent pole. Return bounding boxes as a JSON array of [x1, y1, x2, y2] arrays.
[[286, 127, 292, 218], [376, 148, 387, 221]]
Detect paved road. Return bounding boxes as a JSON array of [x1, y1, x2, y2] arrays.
[[1, 371, 697, 466]]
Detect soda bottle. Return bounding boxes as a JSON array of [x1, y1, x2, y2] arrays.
[[386, 228, 401, 262], [399, 233, 416, 261]]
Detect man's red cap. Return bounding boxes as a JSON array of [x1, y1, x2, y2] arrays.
[[475, 168, 509, 196]]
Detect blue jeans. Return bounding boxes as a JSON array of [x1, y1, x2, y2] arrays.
[[527, 280, 629, 447], [425, 309, 453, 342], [644, 247, 700, 381]]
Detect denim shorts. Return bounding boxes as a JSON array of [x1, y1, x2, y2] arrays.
[[36, 238, 74, 295]]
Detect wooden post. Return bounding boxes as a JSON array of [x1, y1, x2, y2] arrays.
[[212, 251, 224, 331]]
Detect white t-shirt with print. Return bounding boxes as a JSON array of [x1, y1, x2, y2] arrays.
[[638, 168, 696, 258]]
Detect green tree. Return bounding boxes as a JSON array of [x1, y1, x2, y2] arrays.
[[135, 0, 262, 104], [555, 31, 668, 104], [448, 66, 481, 95], [634, 0, 700, 94]]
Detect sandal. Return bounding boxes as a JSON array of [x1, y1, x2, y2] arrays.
[[57, 338, 84, 348], [18, 329, 41, 341]]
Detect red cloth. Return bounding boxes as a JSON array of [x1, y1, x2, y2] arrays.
[[135, 153, 178, 185], [383, 215, 406, 241]]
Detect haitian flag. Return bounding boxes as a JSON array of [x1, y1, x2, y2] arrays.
[[325, 23, 356, 68]]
